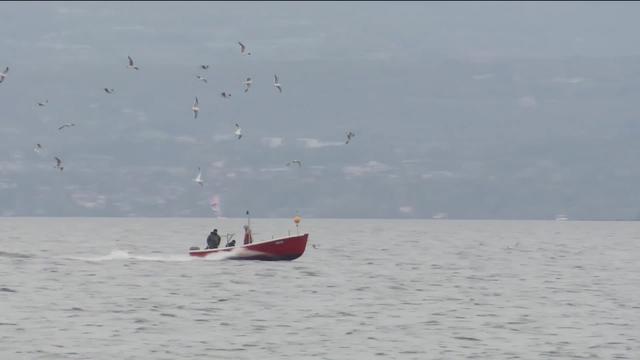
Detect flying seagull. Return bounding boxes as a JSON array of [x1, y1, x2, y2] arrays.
[[345, 131, 355, 144], [274, 74, 282, 93], [235, 123, 242, 139], [34, 143, 43, 153], [127, 56, 139, 70], [220, 92, 231, 99], [200, 64, 210, 70], [54, 156, 64, 171], [36, 100, 48, 107], [243, 77, 252, 93], [0, 67, 8, 83], [192, 97, 199, 118], [58, 123, 75, 131], [104, 88, 114, 94], [196, 75, 208, 83], [194, 167, 204, 187], [286, 160, 302, 167], [238, 41, 251, 55]]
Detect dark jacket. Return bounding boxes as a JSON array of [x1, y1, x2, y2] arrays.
[[207, 231, 221, 249]]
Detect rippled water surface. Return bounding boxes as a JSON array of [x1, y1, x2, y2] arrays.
[[1, 218, 639, 359]]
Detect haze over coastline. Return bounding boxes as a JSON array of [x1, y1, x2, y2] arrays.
[[2, 2, 640, 219]]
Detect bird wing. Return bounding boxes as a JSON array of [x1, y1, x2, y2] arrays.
[[194, 97, 198, 106], [274, 74, 278, 83], [128, 56, 134, 66], [238, 42, 245, 52], [276, 85, 282, 93], [54, 157, 61, 165], [3, 67, 8, 74]]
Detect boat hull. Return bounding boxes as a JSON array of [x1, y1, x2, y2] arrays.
[[189, 233, 308, 261]]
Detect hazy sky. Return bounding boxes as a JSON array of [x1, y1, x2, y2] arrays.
[[3, 2, 640, 65], [3, 2, 640, 219]]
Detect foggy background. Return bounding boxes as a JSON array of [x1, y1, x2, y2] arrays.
[[2, 2, 640, 219]]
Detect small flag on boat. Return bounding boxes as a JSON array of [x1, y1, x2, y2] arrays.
[[210, 195, 221, 216]]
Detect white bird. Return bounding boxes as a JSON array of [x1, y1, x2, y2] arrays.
[[0, 67, 8, 83], [58, 123, 75, 131], [243, 77, 252, 93], [196, 75, 208, 83], [220, 92, 231, 99], [286, 160, 302, 167], [238, 41, 251, 55], [345, 131, 355, 144], [235, 123, 242, 139], [54, 156, 64, 171], [104, 88, 114, 94], [200, 64, 210, 70], [36, 100, 48, 107], [127, 56, 139, 70], [34, 143, 43, 153], [274, 74, 282, 93], [192, 97, 199, 118], [193, 167, 204, 187]]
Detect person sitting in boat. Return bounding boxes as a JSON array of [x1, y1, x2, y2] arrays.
[[206, 229, 221, 249], [224, 233, 236, 247]]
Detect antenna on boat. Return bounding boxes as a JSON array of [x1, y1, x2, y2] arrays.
[[246, 210, 250, 228]]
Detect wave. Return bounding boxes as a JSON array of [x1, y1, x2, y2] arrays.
[[64, 249, 236, 262], [0, 251, 32, 259]]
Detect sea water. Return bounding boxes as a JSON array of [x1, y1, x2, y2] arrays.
[[1, 218, 639, 359]]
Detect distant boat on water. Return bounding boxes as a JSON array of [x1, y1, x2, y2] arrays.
[[432, 213, 448, 220], [555, 214, 569, 221]]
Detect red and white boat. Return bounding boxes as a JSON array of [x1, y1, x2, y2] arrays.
[[189, 233, 308, 260], [190, 213, 308, 261], [189, 226, 309, 260]]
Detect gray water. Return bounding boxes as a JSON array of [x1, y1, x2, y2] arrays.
[[1, 218, 639, 359]]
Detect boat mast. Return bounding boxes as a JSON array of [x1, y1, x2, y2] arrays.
[[293, 212, 301, 235], [244, 210, 254, 244]]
